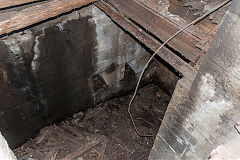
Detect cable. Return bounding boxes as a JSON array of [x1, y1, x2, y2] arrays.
[[128, 0, 232, 137]]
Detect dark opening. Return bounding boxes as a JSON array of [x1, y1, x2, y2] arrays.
[[0, 5, 180, 160]]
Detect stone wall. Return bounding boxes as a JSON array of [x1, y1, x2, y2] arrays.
[[0, 5, 154, 148], [149, 1, 240, 159]]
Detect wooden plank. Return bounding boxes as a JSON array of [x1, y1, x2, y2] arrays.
[[96, 1, 197, 81], [62, 122, 84, 138], [0, 0, 97, 35], [137, 0, 212, 40], [105, 0, 202, 63], [167, 0, 221, 32], [0, 0, 41, 9], [50, 125, 82, 145], [61, 136, 107, 160]]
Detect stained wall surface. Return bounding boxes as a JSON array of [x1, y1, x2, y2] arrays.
[[149, 1, 240, 159], [0, 5, 153, 148]]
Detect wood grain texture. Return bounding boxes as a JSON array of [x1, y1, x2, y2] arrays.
[[96, 1, 197, 81], [0, 0, 97, 35], [105, 0, 202, 63], [0, 0, 40, 9]]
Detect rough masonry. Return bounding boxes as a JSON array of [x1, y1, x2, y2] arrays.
[[149, 1, 240, 159], [0, 5, 156, 148]]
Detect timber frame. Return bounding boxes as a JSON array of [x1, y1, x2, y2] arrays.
[[0, 0, 219, 81]]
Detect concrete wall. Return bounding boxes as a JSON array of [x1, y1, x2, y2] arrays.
[[154, 61, 180, 96], [0, 132, 16, 160], [149, 1, 240, 159], [0, 5, 155, 148]]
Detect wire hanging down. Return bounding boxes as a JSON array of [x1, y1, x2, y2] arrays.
[[128, 0, 232, 137]]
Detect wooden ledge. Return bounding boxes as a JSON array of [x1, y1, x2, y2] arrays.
[[0, 0, 97, 35], [0, 0, 41, 9], [96, 1, 197, 81]]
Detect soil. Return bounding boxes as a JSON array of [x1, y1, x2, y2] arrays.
[[14, 84, 170, 160]]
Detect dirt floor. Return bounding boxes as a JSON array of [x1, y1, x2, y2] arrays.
[[14, 84, 170, 160]]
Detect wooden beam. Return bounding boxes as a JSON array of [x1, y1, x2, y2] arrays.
[[96, 1, 197, 81], [0, 0, 97, 35], [0, 0, 41, 9], [105, 0, 202, 63]]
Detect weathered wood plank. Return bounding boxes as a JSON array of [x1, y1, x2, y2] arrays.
[[0, 0, 96, 35], [105, 0, 202, 63], [61, 136, 107, 160], [137, 0, 211, 40], [0, 0, 40, 9], [96, 1, 197, 81]]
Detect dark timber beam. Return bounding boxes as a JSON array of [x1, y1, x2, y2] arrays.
[[104, 0, 202, 63], [0, 0, 97, 35], [96, 1, 197, 81], [0, 0, 41, 9]]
